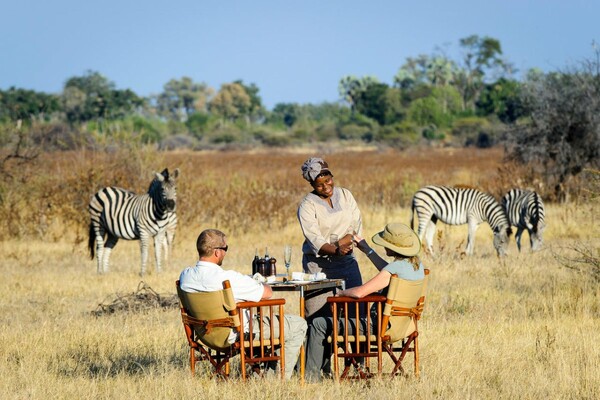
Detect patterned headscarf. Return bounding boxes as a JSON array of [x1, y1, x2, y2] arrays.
[[301, 157, 331, 182]]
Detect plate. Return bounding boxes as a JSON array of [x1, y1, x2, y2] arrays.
[[289, 278, 327, 283]]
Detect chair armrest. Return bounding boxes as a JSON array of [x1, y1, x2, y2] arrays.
[[237, 298, 286, 308], [327, 294, 386, 304]]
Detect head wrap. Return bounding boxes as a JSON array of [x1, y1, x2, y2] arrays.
[[301, 157, 331, 182]]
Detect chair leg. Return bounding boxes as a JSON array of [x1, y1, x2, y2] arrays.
[[240, 347, 247, 380], [414, 336, 419, 377], [190, 348, 195, 376]]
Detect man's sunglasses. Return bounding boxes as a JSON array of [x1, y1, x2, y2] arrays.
[[214, 245, 229, 252]]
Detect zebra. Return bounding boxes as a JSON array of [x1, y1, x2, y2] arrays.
[[410, 185, 512, 257], [88, 168, 179, 276], [501, 188, 546, 252]]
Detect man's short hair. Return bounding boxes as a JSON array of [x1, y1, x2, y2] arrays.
[[196, 229, 226, 258]]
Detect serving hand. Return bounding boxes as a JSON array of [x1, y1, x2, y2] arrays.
[[336, 233, 354, 255], [352, 234, 370, 253]]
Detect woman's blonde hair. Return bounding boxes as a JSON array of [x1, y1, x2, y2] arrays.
[[391, 251, 421, 271]]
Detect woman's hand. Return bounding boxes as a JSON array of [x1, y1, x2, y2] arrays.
[[337, 233, 354, 255], [352, 234, 371, 253]]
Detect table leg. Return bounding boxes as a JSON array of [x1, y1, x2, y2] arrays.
[[300, 286, 305, 382]]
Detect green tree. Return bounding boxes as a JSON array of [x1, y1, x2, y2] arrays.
[[353, 83, 405, 125], [393, 55, 430, 90], [209, 83, 251, 122], [354, 82, 389, 125], [407, 86, 462, 128], [338, 75, 379, 111], [426, 57, 457, 87], [477, 78, 524, 123], [270, 103, 300, 128], [155, 77, 213, 121], [62, 70, 143, 123], [454, 35, 510, 111], [0, 87, 60, 122], [234, 80, 265, 122], [63, 70, 114, 122]]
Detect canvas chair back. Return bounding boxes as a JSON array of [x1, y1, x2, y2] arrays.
[[382, 274, 426, 343], [177, 284, 240, 350]]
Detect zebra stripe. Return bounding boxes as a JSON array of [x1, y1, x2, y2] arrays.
[[88, 168, 179, 275], [501, 188, 546, 252], [410, 185, 512, 257]]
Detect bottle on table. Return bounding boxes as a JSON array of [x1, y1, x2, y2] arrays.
[[269, 257, 277, 277], [252, 248, 259, 275]]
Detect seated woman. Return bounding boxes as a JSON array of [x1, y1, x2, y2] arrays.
[[304, 222, 425, 381]]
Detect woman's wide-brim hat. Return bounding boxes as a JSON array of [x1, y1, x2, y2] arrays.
[[372, 223, 421, 257]]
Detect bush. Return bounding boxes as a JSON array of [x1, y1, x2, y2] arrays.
[[451, 116, 492, 147], [338, 123, 371, 140], [314, 123, 338, 141], [376, 121, 420, 148], [261, 132, 292, 147], [159, 134, 196, 150], [186, 112, 213, 140]]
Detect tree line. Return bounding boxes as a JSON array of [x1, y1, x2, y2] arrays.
[[0, 35, 598, 201]]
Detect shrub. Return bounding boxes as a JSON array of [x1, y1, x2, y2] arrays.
[[451, 116, 492, 147]]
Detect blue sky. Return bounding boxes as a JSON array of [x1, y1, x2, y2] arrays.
[[1, 0, 598, 110]]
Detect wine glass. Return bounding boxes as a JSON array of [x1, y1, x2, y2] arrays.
[[284, 244, 292, 279]]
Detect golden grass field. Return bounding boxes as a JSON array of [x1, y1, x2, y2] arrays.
[[1, 146, 598, 399]]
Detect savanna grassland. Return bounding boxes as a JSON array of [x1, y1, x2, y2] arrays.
[[0, 146, 598, 400]]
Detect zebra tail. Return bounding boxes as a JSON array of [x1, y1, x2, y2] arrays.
[[88, 223, 95, 260]]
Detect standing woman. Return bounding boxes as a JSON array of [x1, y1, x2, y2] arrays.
[[297, 157, 364, 320]]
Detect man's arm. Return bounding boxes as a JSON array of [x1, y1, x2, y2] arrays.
[[261, 283, 272, 300]]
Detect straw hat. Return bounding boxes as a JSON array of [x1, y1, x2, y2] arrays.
[[372, 223, 421, 256]]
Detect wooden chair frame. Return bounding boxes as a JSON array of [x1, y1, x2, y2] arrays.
[[326, 269, 429, 381], [327, 294, 386, 380], [176, 280, 285, 380]]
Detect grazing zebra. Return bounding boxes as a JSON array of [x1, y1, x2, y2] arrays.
[[88, 168, 179, 276], [410, 185, 512, 257], [501, 189, 546, 252]]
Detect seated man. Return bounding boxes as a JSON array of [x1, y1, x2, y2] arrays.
[[179, 228, 307, 379], [305, 223, 426, 381]]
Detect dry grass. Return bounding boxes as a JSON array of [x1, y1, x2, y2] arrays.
[[1, 147, 598, 399]]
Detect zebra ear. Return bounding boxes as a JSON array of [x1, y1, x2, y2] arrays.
[[155, 171, 165, 182], [171, 168, 180, 180]]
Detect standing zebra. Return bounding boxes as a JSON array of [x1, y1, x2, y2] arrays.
[[411, 185, 512, 257], [501, 188, 546, 252], [88, 168, 179, 275]]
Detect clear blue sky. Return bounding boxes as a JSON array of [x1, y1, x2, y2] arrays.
[[1, 0, 598, 110]]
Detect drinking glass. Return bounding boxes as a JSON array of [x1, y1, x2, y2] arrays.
[[284, 244, 292, 279], [329, 234, 339, 246]]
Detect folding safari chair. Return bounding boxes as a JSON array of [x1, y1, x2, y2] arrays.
[[327, 294, 386, 380], [379, 270, 429, 377], [176, 280, 285, 380]]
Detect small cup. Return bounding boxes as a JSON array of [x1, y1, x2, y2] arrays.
[[329, 234, 339, 246]]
